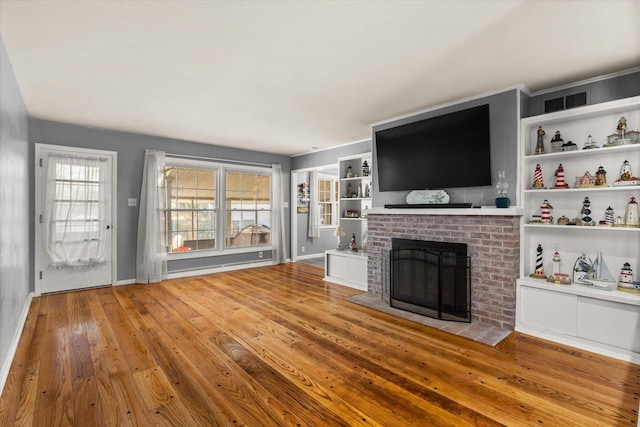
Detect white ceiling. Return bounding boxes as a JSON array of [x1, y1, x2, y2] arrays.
[[1, 1, 639, 156]]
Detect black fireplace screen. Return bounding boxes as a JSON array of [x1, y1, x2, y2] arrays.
[[390, 239, 470, 322]]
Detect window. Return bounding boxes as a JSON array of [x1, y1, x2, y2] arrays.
[[225, 171, 271, 248], [318, 177, 339, 227], [165, 166, 217, 252], [164, 159, 273, 255]]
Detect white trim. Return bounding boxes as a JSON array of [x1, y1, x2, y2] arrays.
[[529, 66, 640, 97], [371, 85, 528, 128], [34, 143, 118, 296], [0, 292, 34, 396], [115, 279, 136, 286], [295, 253, 324, 261], [290, 138, 370, 158]]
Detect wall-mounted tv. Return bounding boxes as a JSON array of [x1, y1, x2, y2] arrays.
[[375, 104, 492, 192]]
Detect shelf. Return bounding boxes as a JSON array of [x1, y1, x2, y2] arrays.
[[523, 223, 640, 232], [524, 185, 639, 193], [518, 277, 640, 306], [340, 197, 372, 201], [340, 217, 367, 222], [524, 143, 639, 161], [340, 176, 372, 182]]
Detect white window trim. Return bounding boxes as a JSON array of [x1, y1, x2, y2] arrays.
[[317, 173, 339, 230], [165, 156, 273, 260]]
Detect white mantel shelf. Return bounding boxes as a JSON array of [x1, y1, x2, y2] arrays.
[[367, 206, 523, 216]]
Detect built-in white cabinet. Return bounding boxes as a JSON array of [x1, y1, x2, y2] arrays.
[[516, 96, 640, 364], [323, 153, 371, 291]]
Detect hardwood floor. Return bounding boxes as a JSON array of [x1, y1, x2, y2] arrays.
[[1, 263, 638, 426]]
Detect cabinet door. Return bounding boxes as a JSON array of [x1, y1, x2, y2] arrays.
[[326, 253, 349, 280], [520, 286, 578, 335], [578, 297, 640, 352]]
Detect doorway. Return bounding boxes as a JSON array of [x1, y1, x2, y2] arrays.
[[34, 144, 117, 295]]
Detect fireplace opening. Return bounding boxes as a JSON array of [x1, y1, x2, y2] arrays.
[[390, 238, 470, 322]]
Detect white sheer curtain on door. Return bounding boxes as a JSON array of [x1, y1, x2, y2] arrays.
[[271, 164, 287, 263], [307, 170, 320, 238], [43, 154, 110, 268], [136, 149, 168, 283]]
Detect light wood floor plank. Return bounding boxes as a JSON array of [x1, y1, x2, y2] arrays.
[[1, 263, 638, 426]]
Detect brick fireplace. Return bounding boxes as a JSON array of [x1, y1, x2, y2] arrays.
[[367, 210, 521, 330]]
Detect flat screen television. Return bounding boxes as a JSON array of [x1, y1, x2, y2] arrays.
[[375, 104, 491, 192]]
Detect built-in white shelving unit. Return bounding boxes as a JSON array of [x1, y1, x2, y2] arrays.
[[516, 96, 640, 364], [324, 153, 371, 290]]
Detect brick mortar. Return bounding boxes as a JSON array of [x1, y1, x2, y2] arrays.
[[367, 214, 520, 330]]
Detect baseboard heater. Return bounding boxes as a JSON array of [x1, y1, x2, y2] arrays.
[[384, 203, 473, 209]]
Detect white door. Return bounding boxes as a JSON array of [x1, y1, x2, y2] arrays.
[[35, 144, 117, 295]]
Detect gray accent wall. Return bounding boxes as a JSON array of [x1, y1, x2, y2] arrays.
[[526, 70, 640, 117], [29, 119, 291, 282], [372, 89, 520, 207], [0, 36, 31, 378]]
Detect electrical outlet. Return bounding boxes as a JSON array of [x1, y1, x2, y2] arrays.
[[128, 198, 137, 207], [301, 246, 305, 253], [259, 251, 263, 259]]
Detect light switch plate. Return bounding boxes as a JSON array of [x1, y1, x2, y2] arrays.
[[128, 198, 137, 207]]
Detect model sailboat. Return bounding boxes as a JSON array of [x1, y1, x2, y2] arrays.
[[573, 252, 616, 289]]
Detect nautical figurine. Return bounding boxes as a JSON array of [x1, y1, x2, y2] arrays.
[[557, 215, 571, 225], [357, 183, 363, 198], [554, 164, 569, 188], [561, 140, 577, 151], [583, 134, 599, 150], [535, 126, 545, 154], [540, 199, 553, 223], [532, 164, 544, 189], [613, 159, 639, 186], [348, 233, 358, 252], [617, 262, 638, 293], [579, 197, 595, 226], [617, 116, 627, 138], [362, 160, 370, 177], [574, 252, 615, 288], [613, 215, 625, 227], [547, 249, 571, 285], [551, 131, 564, 152], [346, 164, 353, 178], [495, 170, 510, 208], [625, 196, 639, 227], [364, 183, 370, 198], [594, 166, 607, 187], [529, 244, 547, 279], [573, 252, 595, 284], [346, 182, 352, 198], [604, 206, 615, 226]]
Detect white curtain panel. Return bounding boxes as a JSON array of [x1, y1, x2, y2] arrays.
[[271, 164, 287, 263], [136, 149, 167, 283], [43, 154, 110, 268], [307, 170, 321, 238]]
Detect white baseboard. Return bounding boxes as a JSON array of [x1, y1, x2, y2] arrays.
[[167, 260, 277, 280], [0, 292, 34, 396], [115, 279, 136, 286], [295, 253, 324, 261]]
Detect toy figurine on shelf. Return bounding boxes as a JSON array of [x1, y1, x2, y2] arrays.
[[554, 164, 569, 188], [532, 164, 545, 189], [617, 262, 639, 293], [551, 131, 564, 152], [574, 252, 615, 288], [582, 134, 599, 150], [605, 117, 633, 146], [547, 248, 571, 285], [625, 196, 639, 227], [578, 197, 595, 226], [613, 160, 639, 186], [362, 160, 370, 177], [594, 166, 607, 187], [348, 233, 358, 252], [529, 244, 547, 279], [346, 164, 353, 178], [535, 126, 545, 154], [601, 206, 615, 226], [540, 199, 553, 223]]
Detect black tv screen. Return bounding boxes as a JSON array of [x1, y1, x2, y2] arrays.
[[375, 104, 492, 192]]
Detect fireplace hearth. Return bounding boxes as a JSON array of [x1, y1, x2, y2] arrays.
[[389, 238, 470, 322]]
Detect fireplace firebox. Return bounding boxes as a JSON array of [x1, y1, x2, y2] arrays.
[[390, 238, 470, 322]]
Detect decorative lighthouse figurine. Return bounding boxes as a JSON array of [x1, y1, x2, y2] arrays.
[[532, 164, 545, 189], [617, 262, 638, 293], [604, 206, 615, 226], [579, 197, 595, 226], [547, 249, 571, 285], [594, 166, 607, 187], [554, 164, 569, 188], [625, 196, 639, 227], [540, 199, 553, 223], [535, 126, 545, 154], [551, 131, 564, 152], [529, 244, 547, 279]]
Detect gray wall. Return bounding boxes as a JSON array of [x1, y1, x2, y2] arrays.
[[526, 70, 640, 117], [29, 119, 291, 281], [293, 171, 336, 256], [372, 89, 520, 207], [0, 36, 31, 377], [291, 140, 371, 170]]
